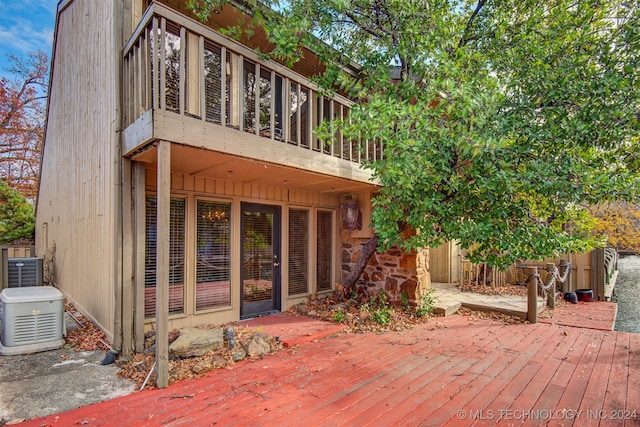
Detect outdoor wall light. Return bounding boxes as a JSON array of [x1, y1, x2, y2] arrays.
[[343, 198, 362, 232]]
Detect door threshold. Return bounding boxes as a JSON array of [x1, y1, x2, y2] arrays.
[[240, 310, 281, 321]]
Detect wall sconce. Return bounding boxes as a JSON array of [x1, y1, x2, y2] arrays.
[[343, 198, 362, 232]]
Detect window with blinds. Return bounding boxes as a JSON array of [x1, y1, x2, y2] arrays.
[[316, 210, 333, 292], [145, 195, 185, 317], [288, 209, 309, 296], [164, 22, 181, 113], [204, 41, 222, 124], [196, 200, 232, 310]]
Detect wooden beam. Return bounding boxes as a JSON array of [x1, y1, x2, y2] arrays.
[[527, 266, 538, 324], [121, 158, 135, 355], [151, 17, 159, 110], [133, 161, 146, 352], [156, 140, 171, 388]]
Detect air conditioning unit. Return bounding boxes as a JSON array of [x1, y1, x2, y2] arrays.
[[0, 286, 65, 355], [7, 257, 43, 287]]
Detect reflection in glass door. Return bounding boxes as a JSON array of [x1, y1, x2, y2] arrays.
[[241, 203, 281, 318]]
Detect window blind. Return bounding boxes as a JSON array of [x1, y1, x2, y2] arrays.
[[316, 211, 333, 292], [288, 209, 309, 295], [144, 195, 185, 317]]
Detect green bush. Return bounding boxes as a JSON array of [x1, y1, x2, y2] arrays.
[[415, 288, 437, 318], [365, 293, 392, 326], [332, 309, 346, 323], [0, 181, 35, 244]]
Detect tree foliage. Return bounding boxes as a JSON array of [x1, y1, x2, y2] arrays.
[[591, 202, 640, 253], [189, 0, 640, 269], [0, 51, 49, 201], [0, 179, 35, 244]]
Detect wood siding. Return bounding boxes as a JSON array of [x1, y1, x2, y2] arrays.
[[36, 0, 119, 339], [143, 170, 341, 330]]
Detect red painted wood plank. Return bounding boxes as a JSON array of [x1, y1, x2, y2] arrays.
[[432, 324, 551, 426], [522, 328, 597, 427], [267, 336, 437, 422], [553, 330, 606, 414], [597, 331, 630, 427], [268, 322, 498, 423], [337, 324, 501, 426], [341, 326, 499, 426], [401, 324, 552, 425], [624, 333, 640, 427], [495, 326, 583, 426], [19, 315, 635, 427], [423, 323, 549, 427], [420, 350, 522, 424], [578, 331, 617, 427], [400, 323, 549, 427]]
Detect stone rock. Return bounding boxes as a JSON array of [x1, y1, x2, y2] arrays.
[[192, 360, 214, 374], [173, 367, 191, 378], [385, 276, 398, 292], [400, 253, 417, 269], [245, 332, 277, 357], [232, 348, 247, 362], [211, 355, 228, 368], [169, 327, 224, 358], [400, 279, 418, 300], [329, 303, 347, 310]]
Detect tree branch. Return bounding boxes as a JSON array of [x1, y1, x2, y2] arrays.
[[458, 0, 486, 48]]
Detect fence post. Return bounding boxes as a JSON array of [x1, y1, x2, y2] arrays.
[[0, 248, 7, 289], [546, 262, 556, 310], [527, 266, 538, 323]]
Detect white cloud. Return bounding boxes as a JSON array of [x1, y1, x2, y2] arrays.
[[0, 0, 56, 71]]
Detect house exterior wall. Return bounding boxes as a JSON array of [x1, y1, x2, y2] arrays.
[[143, 170, 343, 330], [36, 0, 430, 351], [36, 0, 120, 339], [429, 241, 463, 284]]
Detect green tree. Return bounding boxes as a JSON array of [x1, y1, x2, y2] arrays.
[[189, 1, 640, 285], [0, 179, 35, 243]]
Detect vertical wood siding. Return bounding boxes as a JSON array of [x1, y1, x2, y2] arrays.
[[36, 0, 119, 338], [142, 170, 341, 329]]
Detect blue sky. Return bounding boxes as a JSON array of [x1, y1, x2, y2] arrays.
[[0, 0, 56, 78]]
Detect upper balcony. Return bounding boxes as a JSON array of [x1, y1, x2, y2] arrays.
[[121, 2, 382, 186]]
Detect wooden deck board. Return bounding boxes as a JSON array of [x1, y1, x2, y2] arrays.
[[20, 302, 636, 427], [625, 333, 640, 427], [497, 326, 583, 425], [578, 331, 618, 427]]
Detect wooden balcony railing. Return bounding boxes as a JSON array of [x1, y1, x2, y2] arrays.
[[122, 2, 383, 164]]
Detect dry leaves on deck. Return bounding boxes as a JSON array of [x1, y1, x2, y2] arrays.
[[64, 303, 111, 351]]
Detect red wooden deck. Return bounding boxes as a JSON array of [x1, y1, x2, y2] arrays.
[[20, 302, 639, 427]]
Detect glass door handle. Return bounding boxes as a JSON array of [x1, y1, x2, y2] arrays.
[[273, 262, 280, 267]]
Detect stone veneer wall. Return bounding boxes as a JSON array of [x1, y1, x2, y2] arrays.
[[341, 234, 431, 305]]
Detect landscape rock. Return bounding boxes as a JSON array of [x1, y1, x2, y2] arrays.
[[232, 348, 247, 362], [245, 332, 277, 357], [169, 327, 224, 358]]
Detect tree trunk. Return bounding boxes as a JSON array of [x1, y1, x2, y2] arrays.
[[343, 235, 379, 292]]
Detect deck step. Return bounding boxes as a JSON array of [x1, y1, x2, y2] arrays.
[[433, 302, 462, 317]]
